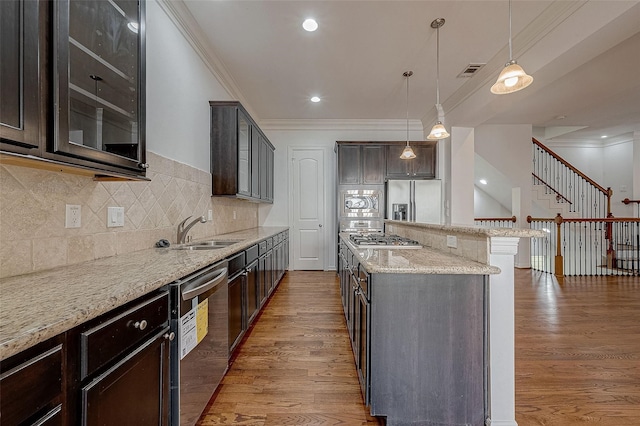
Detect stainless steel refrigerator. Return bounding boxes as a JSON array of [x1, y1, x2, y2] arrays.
[[386, 179, 442, 223]]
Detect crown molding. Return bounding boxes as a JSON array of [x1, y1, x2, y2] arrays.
[[260, 119, 424, 132], [155, 0, 258, 119]]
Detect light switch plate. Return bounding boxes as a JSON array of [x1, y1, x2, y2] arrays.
[[65, 204, 81, 228], [446, 235, 457, 248], [208, 209, 213, 221], [107, 207, 125, 227]]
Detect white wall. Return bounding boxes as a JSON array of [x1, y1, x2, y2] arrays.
[[474, 187, 512, 218], [604, 141, 634, 217], [450, 127, 475, 225], [146, 0, 232, 172], [547, 143, 605, 187], [259, 124, 424, 271]]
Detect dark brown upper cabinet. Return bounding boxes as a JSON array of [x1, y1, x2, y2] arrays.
[[52, 0, 146, 175], [337, 143, 384, 185], [1, 0, 147, 179], [385, 142, 437, 179], [0, 0, 45, 154], [210, 101, 274, 203]]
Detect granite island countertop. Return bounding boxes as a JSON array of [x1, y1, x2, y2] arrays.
[[0, 226, 288, 360], [340, 234, 501, 275]]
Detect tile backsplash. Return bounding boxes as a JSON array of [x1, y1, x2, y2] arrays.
[[0, 151, 258, 278]]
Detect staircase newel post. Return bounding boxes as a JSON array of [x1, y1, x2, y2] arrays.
[[607, 187, 613, 217], [554, 213, 564, 278]]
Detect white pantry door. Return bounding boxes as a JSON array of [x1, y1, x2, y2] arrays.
[[290, 148, 325, 270]]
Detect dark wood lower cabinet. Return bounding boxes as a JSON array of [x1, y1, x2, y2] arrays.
[[0, 336, 64, 426], [339, 240, 486, 426], [246, 259, 259, 325], [81, 328, 170, 425], [228, 271, 245, 354]]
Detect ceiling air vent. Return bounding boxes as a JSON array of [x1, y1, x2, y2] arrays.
[[457, 63, 486, 78]]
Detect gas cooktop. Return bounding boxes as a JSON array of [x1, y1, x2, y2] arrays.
[[349, 233, 422, 249]]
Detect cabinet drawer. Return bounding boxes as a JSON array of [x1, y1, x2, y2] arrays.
[[246, 244, 259, 264], [228, 251, 246, 277], [258, 241, 267, 255], [80, 292, 169, 379], [0, 342, 63, 425], [266, 237, 273, 251]]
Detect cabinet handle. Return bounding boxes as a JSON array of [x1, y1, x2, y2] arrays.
[[164, 332, 176, 341], [133, 320, 148, 330], [139, 163, 150, 169]]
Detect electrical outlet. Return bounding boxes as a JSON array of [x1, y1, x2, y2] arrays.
[[107, 207, 125, 227], [446, 235, 457, 248], [233, 210, 237, 220], [208, 209, 213, 221], [65, 204, 81, 228]]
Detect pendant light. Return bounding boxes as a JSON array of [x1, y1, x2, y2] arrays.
[[426, 18, 450, 141], [400, 71, 417, 160], [491, 0, 533, 94]]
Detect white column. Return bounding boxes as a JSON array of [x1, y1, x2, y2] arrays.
[[486, 236, 520, 426], [450, 127, 475, 225]]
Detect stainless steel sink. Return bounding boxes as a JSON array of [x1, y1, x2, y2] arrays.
[[172, 240, 241, 250]]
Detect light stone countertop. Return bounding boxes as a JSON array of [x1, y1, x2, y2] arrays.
[[385, 220, 547, 238], [0, 226, 288, 360], [341, 234, 501, 275]]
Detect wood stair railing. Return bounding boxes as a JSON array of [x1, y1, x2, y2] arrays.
[[532, 138, 612, 218], [527, 139, 639, 278]]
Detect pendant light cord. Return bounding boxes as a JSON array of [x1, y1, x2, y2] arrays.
[[406, 73, 409, 145], [508, 0, 513, 61], [436, 25, 440, 106]]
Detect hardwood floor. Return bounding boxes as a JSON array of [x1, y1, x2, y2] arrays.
[[198, 271, 381, 425], [198, 269, 640, 425], [515, 270, 640, 425]]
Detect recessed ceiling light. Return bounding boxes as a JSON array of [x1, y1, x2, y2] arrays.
[[479, 179, 487, 185], [310, 96, 321, 103], [601, 135, 608, 139], [302, 18, 318, 32], [554, 115, 566, 120]]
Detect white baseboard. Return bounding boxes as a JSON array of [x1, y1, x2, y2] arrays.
[[486, 418, 518, 426]]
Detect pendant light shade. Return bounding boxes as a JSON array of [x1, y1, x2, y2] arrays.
[[427, 121, 450, 140], [400, 71, 416, 160], [491, 0, 533, 94], [401, 144, 416, 159], [427, 18, 449, 141], [490, 60, 533, 94]]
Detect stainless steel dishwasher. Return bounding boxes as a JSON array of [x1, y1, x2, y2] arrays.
[[170, 260, 228, 425]]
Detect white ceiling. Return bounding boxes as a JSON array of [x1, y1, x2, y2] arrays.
[[180, 0, 640, 143]]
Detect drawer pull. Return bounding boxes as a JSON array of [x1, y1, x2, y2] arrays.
[[133, 320, 148, 330], [164, 332, 176, 341]]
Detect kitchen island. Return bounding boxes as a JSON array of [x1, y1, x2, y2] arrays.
[[340, 222, 544, 426], [339, 233, 499, 426]]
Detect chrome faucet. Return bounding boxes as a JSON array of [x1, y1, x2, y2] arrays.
[[177, 216, 206, 244]]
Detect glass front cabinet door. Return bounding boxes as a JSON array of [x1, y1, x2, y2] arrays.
[[53, 0, 146, 173]]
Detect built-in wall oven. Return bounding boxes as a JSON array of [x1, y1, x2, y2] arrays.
[[338, 189, 384, 233], [170, 260, 229, 425], [341, 190, 381, 216]]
